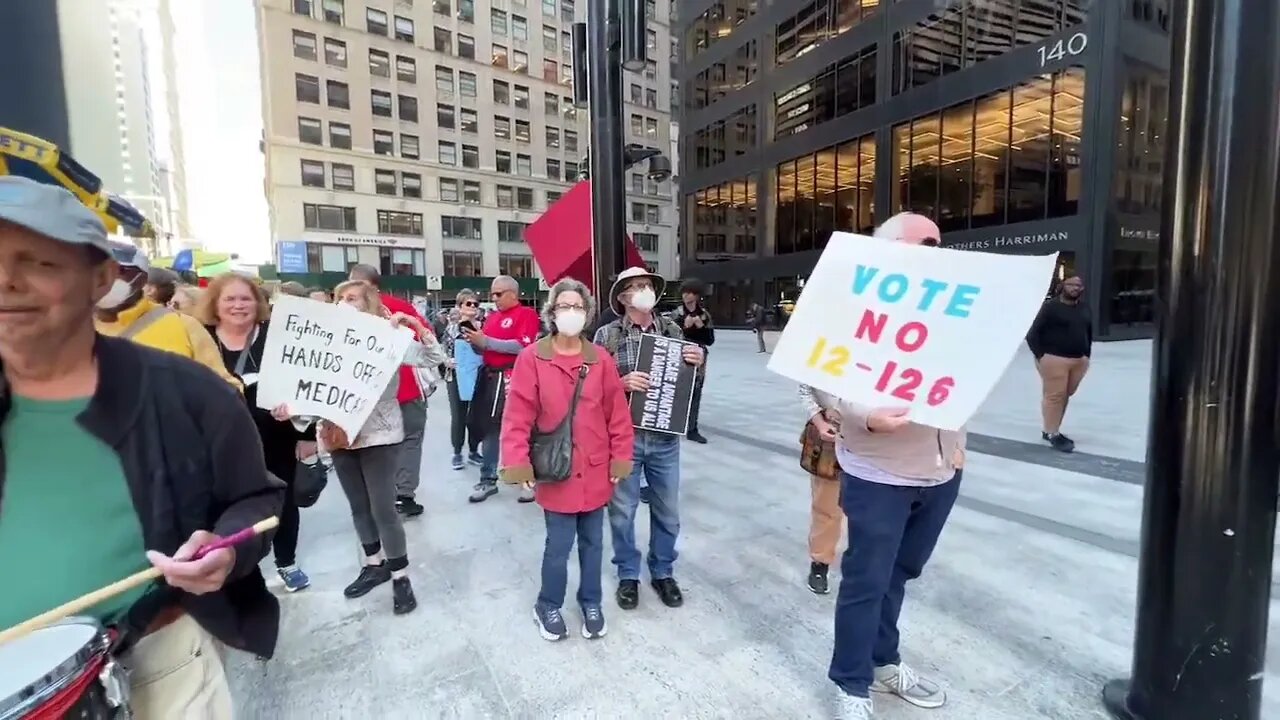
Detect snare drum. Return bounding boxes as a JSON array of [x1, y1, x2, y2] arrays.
[[0, 618, 130, 720]]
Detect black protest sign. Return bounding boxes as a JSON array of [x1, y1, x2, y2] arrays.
[[629, 334, 697, 435]]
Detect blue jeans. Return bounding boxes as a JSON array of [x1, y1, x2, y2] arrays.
[[609, 432, 681, 581], [829, 471, 962, 697], [480, 428, 500, 482], [537, 508, 605, 609]]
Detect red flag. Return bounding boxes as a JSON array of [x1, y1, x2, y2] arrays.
[[524, 181, 645, 292]]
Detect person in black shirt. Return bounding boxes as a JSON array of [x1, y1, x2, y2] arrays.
[[1025, 275, 1092, 452], [670, 279, 714, 444]]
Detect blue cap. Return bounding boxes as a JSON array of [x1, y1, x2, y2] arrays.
[[0, 176, 110, 255], [107, 240, 149, 271]]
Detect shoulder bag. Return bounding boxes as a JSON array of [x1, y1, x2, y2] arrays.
[[530, 364, 589, 482], [294, 457, 330, 508], [800, 413, 840, 480]]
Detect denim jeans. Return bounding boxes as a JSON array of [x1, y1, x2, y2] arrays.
[[537, 508, 606, 610], [480, 427, 500, 482], [609, 431, 681, 581], [829, 471, 962, 698]]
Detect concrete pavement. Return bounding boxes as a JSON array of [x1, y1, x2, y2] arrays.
[[228, 331, 1280, 719]]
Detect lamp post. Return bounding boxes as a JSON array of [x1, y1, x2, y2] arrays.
[[1101, 0, 1280, 717]]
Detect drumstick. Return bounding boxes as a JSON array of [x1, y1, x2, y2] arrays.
[[0, 517, 279, 646]]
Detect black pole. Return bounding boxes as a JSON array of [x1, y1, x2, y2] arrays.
[[1102, 0, 1280, 718], [586, 0, 628, 312]]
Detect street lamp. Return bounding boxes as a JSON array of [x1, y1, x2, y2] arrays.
[[576, 144, 672, 182]]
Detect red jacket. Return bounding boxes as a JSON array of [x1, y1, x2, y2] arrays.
[[499, 338, 635, 514], [381, 293, 429, 404]]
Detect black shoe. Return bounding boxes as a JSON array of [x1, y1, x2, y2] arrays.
[[392, 577, 418, 615], [651, 577, 684, 608], [686, 431, 708, 444], [1048, 433, 1076, 453], [344, 563, 391, 598], [395, 496, 425, 517], [616, 579, 640, 610], [639, 486, 651, 504], [807, 562, 830, 595]]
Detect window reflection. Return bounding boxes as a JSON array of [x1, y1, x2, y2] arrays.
[[686, 176, 759, 260], [775, 46, 876, 139], [776, 134, 875, 255], [776, 0, 879, 66], [1115, 63, 1167, 214], [688, 41, 758, 110], [693, 105, 757, 170], [684, 0, 758, 60]]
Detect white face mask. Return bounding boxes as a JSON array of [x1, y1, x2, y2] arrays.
[[96, 278, 136, 310], [628, 287, 657, 312], [554, 310, 587, 337]]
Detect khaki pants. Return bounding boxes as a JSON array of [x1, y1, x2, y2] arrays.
[[809, 474, 844, 566], [1037, 354, 1090, 434], [123, 614, 233, 719]]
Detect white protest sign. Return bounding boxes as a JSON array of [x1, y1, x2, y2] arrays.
[[256, 295, 414, 438], [768, 232, 1058, 430]]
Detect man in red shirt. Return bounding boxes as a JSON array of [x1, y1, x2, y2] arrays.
[[463, 274, 540, 503], [349, 264, 431, 516]]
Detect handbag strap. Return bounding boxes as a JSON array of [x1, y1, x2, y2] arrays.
[[120, 306, 171, 340], [232, 325, 260, 377], [552, 364, 589, 432]]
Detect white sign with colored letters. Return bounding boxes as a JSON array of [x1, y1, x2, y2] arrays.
[[767, 232, 1058, 430], [256, 295, 414, 438]]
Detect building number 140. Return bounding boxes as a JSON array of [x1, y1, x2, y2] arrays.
[[1038, 32, 1087, 67], [806, 337, 955, 406]]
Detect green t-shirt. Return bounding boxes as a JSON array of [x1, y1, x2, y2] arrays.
[[0, 395, 150, 628]]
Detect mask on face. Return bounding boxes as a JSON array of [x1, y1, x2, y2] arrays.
[[628, 288, 657, 312], [555, 310, 587, 337], [96, 278, 137, 310]]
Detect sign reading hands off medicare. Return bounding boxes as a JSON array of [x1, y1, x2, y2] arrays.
[[768, 232, 1058, 430], [256, 295, 414, 438]]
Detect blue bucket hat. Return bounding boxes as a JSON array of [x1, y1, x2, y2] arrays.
[[0, 176, 110, 254]]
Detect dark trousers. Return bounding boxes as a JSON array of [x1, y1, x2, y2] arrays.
[[538, 507, 606, 610], [446, 378, 480, 455], [829, 471, 962, 697], [264, 449, 301, 568]]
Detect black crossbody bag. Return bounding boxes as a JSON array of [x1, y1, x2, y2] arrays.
[[530, 365, 589, 482]]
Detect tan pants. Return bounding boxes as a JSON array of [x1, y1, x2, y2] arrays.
[[1038, 354, 1090, 434], [808, 474, 844, 566], [123, 614, 233, 719]]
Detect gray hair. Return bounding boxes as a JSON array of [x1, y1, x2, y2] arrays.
[[541, 277, 595, 328]]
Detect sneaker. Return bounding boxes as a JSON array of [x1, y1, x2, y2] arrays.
[[871, 663, 946, 709], [344, 563, 391, 598], [616, 579, 640, 610], [686, 431, 708, 444], [639, 485, 651, 504], [395, 495, 425, 517], [392, 577, 418, 615], [468, 480, 498, 503], [277, 565, 311, 592], [533, 605, 569, 641], [651, 577, 684, 608], [467, 451, 484, 466], [1047, 433, 1076, 453], [836, 692, 875, 719], [451, 453, 464, 471], [807, 562, 830, 595], [581, 605, 607, 639], [518, 485, 536, 503]]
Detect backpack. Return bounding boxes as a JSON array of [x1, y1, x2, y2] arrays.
[[598, 315, 684, 357]]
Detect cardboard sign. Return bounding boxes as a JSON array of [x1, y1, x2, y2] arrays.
[[629, 335, 697, 435], [256, 295, 414, 438], [768, 232, 1058, 430]]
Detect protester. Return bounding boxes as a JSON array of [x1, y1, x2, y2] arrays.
[[826, 212, 961, 720], [797, 383, 842, 595], [443, 289, 485, 470], [500, 278, 634, 641], [749, 302, 767, 353], [199, 272, 315, 593], [304, 279, 445, 615], [94, 242, 241, 389], [144, 267, 180, 306], [594, 267, 703, 610], [169, 284, 201, 315], [0, 176, 284, 717], [669, 279, 714, 444], [349, 264, 431, 516], [465, 274, 541, 503], [1025, 274, 1092, 453]]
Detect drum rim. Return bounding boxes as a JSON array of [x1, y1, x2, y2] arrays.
[[0, 619, 110, 720]]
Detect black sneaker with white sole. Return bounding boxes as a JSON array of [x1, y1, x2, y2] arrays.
[[581, 605, 607, 639], [533, 605, 569, 641], [807, 562, 830, 594], [392, 577, 417, 615], [396, 495, 425, 517], [1045, 432, 1076, 453]]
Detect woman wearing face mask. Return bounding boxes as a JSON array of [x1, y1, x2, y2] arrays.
[[499, 278, 634, 642], [442, 289, 486, 470], [294, 280, 446, 615]]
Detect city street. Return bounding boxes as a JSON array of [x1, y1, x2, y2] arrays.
[[228, 331, 1280, 719]]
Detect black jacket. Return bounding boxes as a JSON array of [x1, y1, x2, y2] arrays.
[[670, 303, 715, 348], [1026, 298, 1092, 359], [0, 335, 285, 657]]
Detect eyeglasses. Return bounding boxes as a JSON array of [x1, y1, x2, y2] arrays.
[[460, 301, 479, 307], [491, 289, 513, 298], [553, 303, 585, 312]]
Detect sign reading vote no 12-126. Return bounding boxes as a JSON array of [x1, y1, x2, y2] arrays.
[[768, 232, 1058, 430]]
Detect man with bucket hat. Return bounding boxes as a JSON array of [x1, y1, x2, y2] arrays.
[[593, 267, 703, 611]]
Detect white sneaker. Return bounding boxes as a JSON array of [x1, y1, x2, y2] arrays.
[[871, 663, 946, 708], [836, 692, 874, 719]]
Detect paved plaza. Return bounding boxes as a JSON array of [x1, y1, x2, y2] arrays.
[[229, 331, 1280, 719]]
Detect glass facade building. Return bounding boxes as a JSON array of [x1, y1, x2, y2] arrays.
[[677, 0, 1171, 338]]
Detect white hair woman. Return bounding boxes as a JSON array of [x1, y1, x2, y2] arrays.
[[498, 277, 634, 641]]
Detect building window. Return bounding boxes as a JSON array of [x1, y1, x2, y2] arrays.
[[687, 175, 758, 259], [499, 254, 534, 277], [494, 79, 510, 104], [565, 160, 579, 179], [440, 177, 461, 202], [444, 251, 484, 276], [515, 119, 531, 143], [332, 163, 355, 191], [1115, 62, 1166, 216], [435, 66, 454, 94], [458, 34, 476, 59], [497, 184, 515, 208], [439, 140, 458, 165], [460, 108, 478, 133], [547, 190, 562, 204], [543, 25, 558, 53], [512, 14, 528, 40], [633, 232, 659, 252], [542, 0, 556, 17], [378, 209, 424, 236], [776, 132, 873, 255], [442, 216, 483, 240], [516, 154, 532, 176], [632, 173, 644, 194], [561, 30, 572, 60], [394, 15, 415, 42], [498, 220, 528, 243], [398, 94, 419, 122], [630, 114, 643, 137], [372, 89, 393, 116], [514, 85, 530, 109], [304, 203, 357, 231], [495, 116, 511, 139], [545, 92, 559, 116], [516, 187, 534, 209], [325, 80, 349, 108], [375, 130, 396, 156], [462, 144, 480, 168], [492, 43, 509, 69], [330, 121, 352, 148], [301, 160, 326, 188], [773, 46, 873, 140], [369, 49, 391, 76], [560, 0, 574, 22], [645, 117, 658, 139], [694, 104, 757, 169], [323, 37, 347, 67], [496, 150, 512, 173], [563, 99, 577, 121], [366, 8, 388, 34], [512, 50, 529, 74], [546, 159, 561, 180], [379, 247, 427, 276], [438, 103, 456, 129], [492, 9, 508, 35], [322, 0, 344, 24], [292, 30, 318, 61], [543, 59, 558, 83], [434, 0, 451, 13], [546, 127, 560, 148], [464, 180, 481, 203], [684, 0, 756, 59], [459, 71, 477, 96], [401, 133, 420, 158], [434, 26, 452, 52], [396, 55, 417, 82], [295, 0, 313, 17], [458, 0, 475, 22], [687, 40, 758, 111], [564, 129, 578, 152], [402, 172, 423, 198], [375, 169, 398, 195], [298, 117, 322, 144], [295, 74, 320, 103], [312, 244, 360, 273]]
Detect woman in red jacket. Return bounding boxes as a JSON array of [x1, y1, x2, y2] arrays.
[[501, 277, 635, 642]]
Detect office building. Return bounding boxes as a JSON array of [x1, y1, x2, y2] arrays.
[[256, 0, 678, 297], [677, 0, 1170, 339]]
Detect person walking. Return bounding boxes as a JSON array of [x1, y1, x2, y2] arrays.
[[750, 302, 767, 353], [594, 267, 703, 611], [1025, 274, 1092, 453], [669, 279, 714, 444], [500, 278, 634, 641], [443, 289, 485, 470]]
